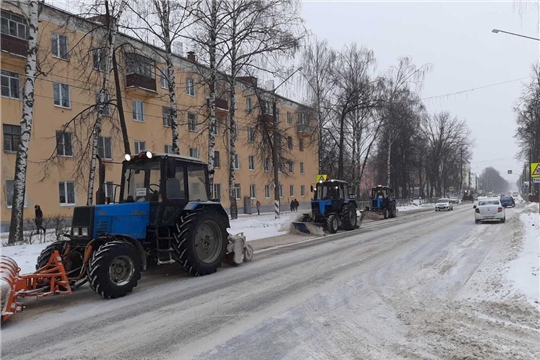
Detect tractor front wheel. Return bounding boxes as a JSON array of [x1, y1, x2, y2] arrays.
[[88, 241, 141, 299], [340, 204, 357, 230], [36, 241, 83, 278], [326, 214, 339, 234], [173, 209, 228, 276]]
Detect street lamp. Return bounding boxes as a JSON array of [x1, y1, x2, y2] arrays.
[[271, 67, 303, 219], [491, 29, 540, 42]]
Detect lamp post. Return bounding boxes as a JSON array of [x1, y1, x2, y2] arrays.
[[491, 29, 540, 42], [271, 67, 303, 219]]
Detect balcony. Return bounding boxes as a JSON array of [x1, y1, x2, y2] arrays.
[[297, 123, 312, 137], [206, 97, 229, 117], [258, 114, 274, 123], [126, 73, 157, 95], [1, 34, 27, 58]]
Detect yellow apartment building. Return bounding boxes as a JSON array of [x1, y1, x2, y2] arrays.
[[0, 4, 318, 231]]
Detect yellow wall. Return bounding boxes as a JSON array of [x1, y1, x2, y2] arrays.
[[0, 5, 318, 227]]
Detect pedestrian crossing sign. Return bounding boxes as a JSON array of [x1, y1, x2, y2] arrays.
[[316, 174, 328, 182], [531, 163, 540, 178]]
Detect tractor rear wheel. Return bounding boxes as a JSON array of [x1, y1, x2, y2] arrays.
[[88, 241, 141, 299], [340, 204, 357, 230], [173, 209, 228, 276], [36, 241, 83, 278], [326, 214, 339, 234]]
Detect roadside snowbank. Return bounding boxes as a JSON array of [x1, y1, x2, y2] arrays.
[[1, 242, 49, 274], [505, 210, 540, 306]]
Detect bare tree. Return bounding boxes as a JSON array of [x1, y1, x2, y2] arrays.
[[8, 0, 44, 245]]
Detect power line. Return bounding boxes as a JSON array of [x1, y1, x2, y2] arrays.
[[422, 77, 529, 101]]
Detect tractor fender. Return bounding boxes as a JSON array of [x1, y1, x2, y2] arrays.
[[96, 234, 147, 271], [183, 202, 231, 229]]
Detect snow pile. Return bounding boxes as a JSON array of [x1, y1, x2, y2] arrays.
[[0, 242, 49, 275], [229, 212, 298, 241], [505, 211, 540, 306]]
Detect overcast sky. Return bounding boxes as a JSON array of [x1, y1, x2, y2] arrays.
[[301, 0, 539, 189]]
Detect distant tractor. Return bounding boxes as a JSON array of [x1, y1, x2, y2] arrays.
[[293, 179, 361, 234], [1, 152, 254, 323], [364, 185, 397, 219]]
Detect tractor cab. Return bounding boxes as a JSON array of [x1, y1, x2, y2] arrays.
[[310, 180, 352, 221], [365, 185, 397, 219]]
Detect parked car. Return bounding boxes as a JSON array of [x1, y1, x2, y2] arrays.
[[435, 198, 453, 211], [449, 197, 459, 204], [474, 198, 506, 223], [500, 196, 515, 208]]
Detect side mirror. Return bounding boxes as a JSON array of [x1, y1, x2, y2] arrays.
[[310, 185, 314, 193], [167, 158, 176, 178], [473, 205, 476, 209]]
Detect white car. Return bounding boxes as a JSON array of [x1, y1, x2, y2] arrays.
[[435, 198, 453, 211], [474, 198, 506, 224]]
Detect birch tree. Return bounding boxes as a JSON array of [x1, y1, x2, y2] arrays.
[[219, 0, 304, 219], [86, 0, 126, 205], [125, 0, 197, 155], [8, 0, 43, 244]]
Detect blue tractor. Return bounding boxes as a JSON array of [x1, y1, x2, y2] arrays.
[[35, 152, 233, 299], [364, 185, 397, 219], [293, 179, 360, 234]]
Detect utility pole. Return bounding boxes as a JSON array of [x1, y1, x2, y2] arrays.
[[272, 99, 280, 219]]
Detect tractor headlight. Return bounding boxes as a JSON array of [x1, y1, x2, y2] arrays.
[[146, 151, 153, 159], [124, 154, 131, 161], [81, 227, 88, 236]]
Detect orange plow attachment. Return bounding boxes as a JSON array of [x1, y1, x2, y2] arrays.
[[1, 250, 72, 323]]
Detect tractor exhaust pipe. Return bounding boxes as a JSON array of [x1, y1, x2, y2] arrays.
[[95, 155, 106, 205]]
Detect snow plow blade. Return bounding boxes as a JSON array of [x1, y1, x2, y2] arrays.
[[291, 221, 324, 235], [1, 251, 72, 323]]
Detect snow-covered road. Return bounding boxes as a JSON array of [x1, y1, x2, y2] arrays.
[[2, 204, 539, 359]]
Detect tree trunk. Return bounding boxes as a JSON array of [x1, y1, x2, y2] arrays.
[[87, 0, 125, 205], [228, 76, 238, 219], [337, 110, 346, 179], [112, 51, 130, 154], [386, 134, 392, 188], [8, 0, 39, 244], [207, 0, 218, 192]]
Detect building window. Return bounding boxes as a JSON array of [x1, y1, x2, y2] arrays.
[[134, 140, 145, 154], [213, 183, 221, 199], [234, 183, 241, 200], [53, 83, 70, 108], [248, 155, 255, 171], [1, 70, 20, 99], [246, 97, 252, 113], [126, 53, 154, 78], [287, 136, 293, 150], [276, 108, 281, 122], [287, 112, 292, 125], [290, 185, 294, 197], [132, 100, 144, 122], [233, 153, 240, 169], [247, 127, 255, 143], [186, 78, 195, 96], [189, 148, 198, 159], [265, 185, 270, 198], [3, 124, 20, 152], [279, 184, 283, 198], [288, 161, 294, 173], [188, 112, 197, 131], [160, 68, 169, 89], [164, 145, 174, 154], [95, 92, 110, 116], [162, 106, 172, 127], [59, 181, 76, 205], [299, 138, 304, 151], [92, 48, 106, 71], [56, 131, 73, 157], [98, 136, 112, 160], [1, 11, 27, 39], [264, 158, 270, 172], [250, 184, 256, 199], [5, 179, 28, 208], [104, 181, 115, 201], [300, 162, 304, 174], [298, 113, 307, 125], [214, 150, 220, 168], [301, 185, 306, 197], [261, 100, 273, 116], [51, 33, 68, 59]]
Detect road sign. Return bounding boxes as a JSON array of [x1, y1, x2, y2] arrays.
[[316, 174, 328, 182], [448, 186, 454, 191], [507, 170, 512, 174], [532, 163, 540, 178], [533, 178, 540, 184]]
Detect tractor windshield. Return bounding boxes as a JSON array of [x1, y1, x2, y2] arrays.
[[122, 159, 161, 202], [372, 188, 388, 199], [315, 183, 341, 200]]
